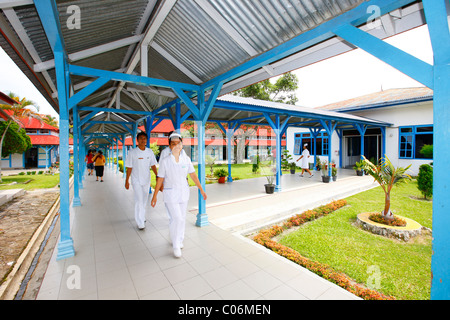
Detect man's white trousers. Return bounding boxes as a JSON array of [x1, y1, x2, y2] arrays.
[[132, 183, 150, 229]]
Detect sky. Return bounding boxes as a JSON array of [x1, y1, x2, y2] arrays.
[[0, 25, 433, 119]]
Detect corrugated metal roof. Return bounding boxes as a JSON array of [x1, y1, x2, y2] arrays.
[[0, 0, 425, 135], [317, 87, 434, 111]]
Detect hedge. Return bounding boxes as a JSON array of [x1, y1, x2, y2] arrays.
[[252, 199, 395, 300]]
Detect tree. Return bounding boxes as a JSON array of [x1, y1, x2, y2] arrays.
[[417, 164, 433, 200], [0, 92, 43, 182], [232, 72, 299, 163], [0, 121, 31, 157], [362, 156, 412, 220], [233, 72, 299, 105], [42, 114, 58, 128]]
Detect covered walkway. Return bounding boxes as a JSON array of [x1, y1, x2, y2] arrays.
[[35, 166, 367, 300]]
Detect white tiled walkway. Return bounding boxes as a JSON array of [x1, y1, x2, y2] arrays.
[[36, 166, 361, 300]]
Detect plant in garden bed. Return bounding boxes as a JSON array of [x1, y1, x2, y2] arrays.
[[368, 213, 406, 227], [252, 199, 395, 300], [362, 156, 412, 221]]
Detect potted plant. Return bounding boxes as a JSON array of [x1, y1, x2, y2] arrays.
[[321, 161, 330, 183], [332, 166, 337, 181], [353, 160, 365, 176], [362, 156, 411, 221], [214, 168, 228, 184], [315, 156, 321, 171], [262, 165, 276, 194], [289, 162, 297, 174]]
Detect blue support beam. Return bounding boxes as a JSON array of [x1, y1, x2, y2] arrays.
[[35, 0, 75, 260], [53, 52, 75, 260], [69, 64, 200, 92], [333, 24, 433, 89], [202, 0, 418, 91], [423, 0, 450, 300], [72, 104, 81, 207], [320, 120, 337, 178], [68, 77, 110, 110], [264, 113, 282, 191]]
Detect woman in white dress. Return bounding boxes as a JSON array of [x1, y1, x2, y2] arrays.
[[151, 132, 207, 258], [296, 143, 314, 178]]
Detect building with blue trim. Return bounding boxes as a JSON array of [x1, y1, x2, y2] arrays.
[[286, 87, 433, 175]]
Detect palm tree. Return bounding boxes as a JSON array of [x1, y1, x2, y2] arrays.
[[362, 155, 412, 220], [42, 114, 58, 128], [0, 92, 43, 182]]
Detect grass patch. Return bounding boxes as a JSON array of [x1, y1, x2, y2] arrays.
[[0, 174, 60, 190], [278, 180, 431, 300]]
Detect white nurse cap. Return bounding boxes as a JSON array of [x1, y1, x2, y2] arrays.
[[169, 132, 182, 140]]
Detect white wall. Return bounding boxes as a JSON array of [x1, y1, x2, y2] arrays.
[[351, 101, 433, 175]]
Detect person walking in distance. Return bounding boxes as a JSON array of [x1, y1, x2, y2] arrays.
[[296, 143, 314, 178], [93, 150, 106, 182], [125, 132, 158, 230], [151, 132, 207, 258], [85, 149, 95, 176]]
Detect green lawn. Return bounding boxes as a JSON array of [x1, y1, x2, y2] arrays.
[[0, 174, 60, 190], [279, 180, 432, 300]]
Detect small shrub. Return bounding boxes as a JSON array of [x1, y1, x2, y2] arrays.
[[417, 164, 433, 200], [38, 171, 44, 175], [368, 213, 406, 227], [18, 172, 25, 175]]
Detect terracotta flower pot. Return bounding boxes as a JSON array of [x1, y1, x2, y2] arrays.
[[218, 176, 226, 183]]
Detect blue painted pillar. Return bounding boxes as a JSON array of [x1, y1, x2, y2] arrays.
[[54, 51, 75, 260], [72, 104, 81, 207], [274, 115, 282, 192], [115, 138, 119, 173], [77, 114, 84, 189], [337, 129, 343, 168], [380, 126, 386, 160], [423, 0, 450, 300], [226, 127, 233, 183], [122, 134, 126, 178], [195, 119, 208, 227]]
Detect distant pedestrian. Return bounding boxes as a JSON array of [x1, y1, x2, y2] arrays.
[[85, 149, 95, 176], [93, 150, 106, 182], [296, 143, 313, 178]]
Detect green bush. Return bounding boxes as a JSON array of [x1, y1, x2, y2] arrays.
[[419, 144, 433, 159], [417, 164, 433, 199], [214, 168, 228, 178], [18, 172, 25, 175]]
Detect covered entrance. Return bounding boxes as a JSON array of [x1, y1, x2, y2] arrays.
[[343, 128, 382, 168], [24, 147, 38, 168]]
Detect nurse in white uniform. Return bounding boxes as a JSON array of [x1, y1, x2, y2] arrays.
[[296, 143, 314, 178], [125, 132, 158, 230], [151, 132, 207, 258]]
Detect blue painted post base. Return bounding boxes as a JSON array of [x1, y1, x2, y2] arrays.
[[227, 176, 233, 183], [196, 213, 209, 227], [56, 238, 75, 260], [72, 197, 81, 207], [275, 186, 282, 192]]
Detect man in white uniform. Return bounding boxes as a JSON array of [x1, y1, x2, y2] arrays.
[[151, 132, 207, 258], [296, 143, 314, 178], [125, 132, 158, 230]]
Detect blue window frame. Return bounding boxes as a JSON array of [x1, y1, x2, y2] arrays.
[[294, 132, 328, 156], [399, 125, 433, 159]]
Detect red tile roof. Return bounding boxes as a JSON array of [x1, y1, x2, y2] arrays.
[[29, 135, 59, 145], [2, 110, 59, 131]]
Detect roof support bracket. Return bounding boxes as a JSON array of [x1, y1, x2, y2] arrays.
[[333, 23, 434, 89]]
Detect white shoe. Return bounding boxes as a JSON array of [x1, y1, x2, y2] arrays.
[[309, 174, 314, 178], [173, 248, 182, 258]]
